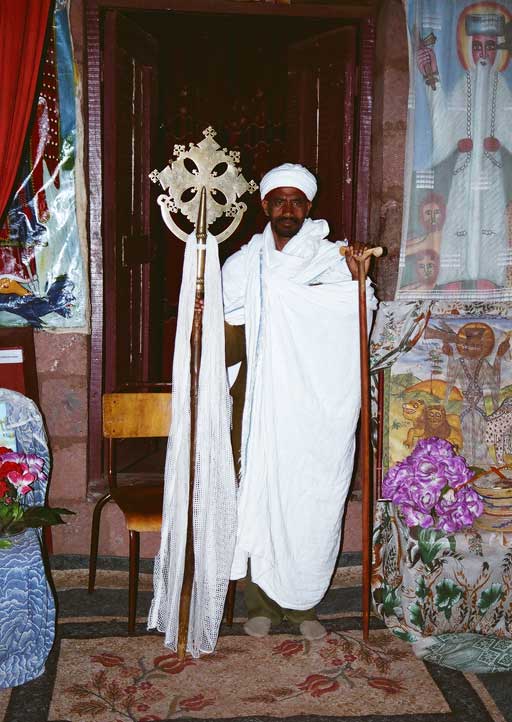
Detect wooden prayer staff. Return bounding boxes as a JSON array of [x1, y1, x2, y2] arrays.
[[177, 187, 207, 658], [340, 244, 383, 641]]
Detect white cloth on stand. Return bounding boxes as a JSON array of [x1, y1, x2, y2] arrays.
[[223, 218, 377, 610], [148, 231, 237, 657]]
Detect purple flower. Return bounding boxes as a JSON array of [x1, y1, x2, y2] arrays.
[[412, 437, 454, 460], [400, 503, 434, 528], [441, 456, 473, 488], [383, 437, 483, 531], [407, 480, 443, 513], [382, 462, 412, 498]]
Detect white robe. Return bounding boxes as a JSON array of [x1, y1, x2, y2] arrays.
[[222, 218, 377, 610], [427, 66, 512, 286]]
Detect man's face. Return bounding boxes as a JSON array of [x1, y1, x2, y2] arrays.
[[472, 34, 497, 66], [262, 187, 312, 241]]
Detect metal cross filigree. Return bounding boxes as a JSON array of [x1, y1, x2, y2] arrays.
[[150, 126, 258, 243]]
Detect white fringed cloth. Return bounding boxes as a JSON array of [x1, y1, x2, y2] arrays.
[[148, 232, 237, 658]]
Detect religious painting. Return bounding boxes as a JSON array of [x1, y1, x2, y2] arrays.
[[396, 0, 512, 301], [378, 304, 512, 473], [0, 0, 87, 329]]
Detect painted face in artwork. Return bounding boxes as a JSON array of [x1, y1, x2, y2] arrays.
[[455, 322, 495, 359], [262, 187, 312, 242], [422, 203, 443, 231], [416, 249, 440, 286], [418, 193, 446, 233], [471, 34, 498, 66]]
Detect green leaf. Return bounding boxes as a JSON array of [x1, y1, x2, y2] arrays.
[[0, 539, 12, 549], [418, 528, 451, 566], [409, 602, 424, 630], [15, 507, 74, 528], [393, 629, 417, 643], [435, 579, 463, 620], [416, 576, 429, 600], [477, 584, 504, 614]]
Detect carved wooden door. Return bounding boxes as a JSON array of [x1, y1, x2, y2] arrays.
[[287, 26, 358, 242], [103, 11, 162, 395], [102, 11, 165, 472]]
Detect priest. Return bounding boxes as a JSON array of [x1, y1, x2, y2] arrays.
[[222, 163, 377, 640]]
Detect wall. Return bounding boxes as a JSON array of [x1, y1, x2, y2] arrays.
[[370, 0, 408, 300], [45, 0, 409, 559]]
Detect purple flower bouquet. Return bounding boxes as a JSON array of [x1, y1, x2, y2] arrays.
[[382, 437, 484, 533]]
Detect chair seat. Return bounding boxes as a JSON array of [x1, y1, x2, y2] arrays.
[[111, 485, 163, 532]]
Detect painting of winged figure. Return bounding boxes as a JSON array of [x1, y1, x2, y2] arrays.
[[385, 314, 512, 470], [397, 0, 512, 300]]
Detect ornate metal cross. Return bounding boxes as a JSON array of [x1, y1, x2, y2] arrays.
[[150, 126, 257, 243]]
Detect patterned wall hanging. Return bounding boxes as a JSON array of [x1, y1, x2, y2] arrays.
[[371, 300, 512, 473], [396, 0, 512, 301], [0, 0, 87, 329]]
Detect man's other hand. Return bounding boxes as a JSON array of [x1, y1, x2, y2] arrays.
[[344, 243, 372, 280]]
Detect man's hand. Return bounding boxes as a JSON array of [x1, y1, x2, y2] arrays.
[[344, 242, 372, 280], [416, 46, 438, 79]]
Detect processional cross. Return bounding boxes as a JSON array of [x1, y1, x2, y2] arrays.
[[150, 127, 257, 657]]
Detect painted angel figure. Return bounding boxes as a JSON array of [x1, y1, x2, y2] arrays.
[[416, 6, 512, 289]]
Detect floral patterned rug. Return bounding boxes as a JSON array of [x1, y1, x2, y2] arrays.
[[1, 554, 511, 722]]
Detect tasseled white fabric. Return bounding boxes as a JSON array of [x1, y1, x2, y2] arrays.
[[148, 231, 237, 657]]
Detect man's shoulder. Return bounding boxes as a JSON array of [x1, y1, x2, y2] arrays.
[[222, 244, 249, 277], [222, 233, 264, 275]]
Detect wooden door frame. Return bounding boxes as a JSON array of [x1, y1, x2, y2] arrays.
[[85, 0, 377, 492]]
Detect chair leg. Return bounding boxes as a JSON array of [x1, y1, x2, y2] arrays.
[[88, 493, 112, 594], [225, 579, 237, 625], [128, 530, 140, 635]]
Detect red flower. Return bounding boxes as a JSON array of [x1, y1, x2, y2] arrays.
[[273, 640, 303, 657], [367, 677, 406, 695], [297, 674, 340, 697], [91, 653, 124, 667], [153, 653, 195, 674], [0, 480, 10, 498], [344, 654, 357, 662], [0, 447, 13, 455], [179, 694, 215, 711], [0, 461, 22, 478]]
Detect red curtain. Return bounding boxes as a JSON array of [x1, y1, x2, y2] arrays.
[[0, 0, 53, 223]]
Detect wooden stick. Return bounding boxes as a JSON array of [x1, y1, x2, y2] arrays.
[[177, 187, 208, 658], [340, 245, 382, 641]]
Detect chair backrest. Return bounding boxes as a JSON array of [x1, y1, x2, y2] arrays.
[[102, 393, 172, 439]]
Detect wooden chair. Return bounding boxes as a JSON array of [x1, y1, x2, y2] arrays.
[[88, 392, 172, 634]]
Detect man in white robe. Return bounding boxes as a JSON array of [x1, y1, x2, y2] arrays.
[[222, 163, 377, 640]]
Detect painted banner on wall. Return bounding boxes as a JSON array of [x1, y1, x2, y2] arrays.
[[371, 301, 512, 474], [0, 0, 87, 329], [396, 0, 512, 301]]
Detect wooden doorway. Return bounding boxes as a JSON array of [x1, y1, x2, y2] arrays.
[[86, 1, 376, 491]]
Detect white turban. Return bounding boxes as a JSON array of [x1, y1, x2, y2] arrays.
[[260, 163, 317, 201]]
